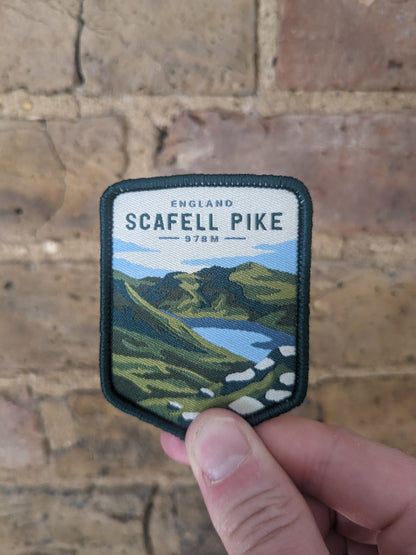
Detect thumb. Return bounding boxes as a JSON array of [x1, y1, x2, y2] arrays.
[[186, 409, 328, 555]]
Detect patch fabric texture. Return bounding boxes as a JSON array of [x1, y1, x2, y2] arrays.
[[100, 175, 312, 438]]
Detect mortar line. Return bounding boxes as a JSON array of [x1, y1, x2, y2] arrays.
[[74, 0, 85, 87], [257, 0, 279, 94], [143, 485, 158, 555], [254, 0, 260, 94], [2, 91, 416, 121]]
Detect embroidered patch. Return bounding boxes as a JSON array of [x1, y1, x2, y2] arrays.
[[100, 175, 312, 438]]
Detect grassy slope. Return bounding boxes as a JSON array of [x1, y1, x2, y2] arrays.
[[229, 262, 296, 303], [112, 282, 251, 406], [112, 266, 296, 426], [122, 262, 297, 325], [229, 262, 297, 334]]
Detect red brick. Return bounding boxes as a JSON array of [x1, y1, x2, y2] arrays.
[[0, 396, 46, 468], [157, 111, 416, 233], [277, 0, 416, 91]]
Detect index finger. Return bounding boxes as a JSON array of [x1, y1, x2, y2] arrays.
[[256, 415, 416, 540]]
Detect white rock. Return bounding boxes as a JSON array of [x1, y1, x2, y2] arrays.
[[279, 372, 296, 386], [182, 412, 200, 421], [254, 357, 274, 371], [229, 396, 264, 415], [42, 240, 59, 255], [279, 345, 296, 357], [168, 401, 183, 410], [199, 387, 214, 398], [265, 389, 292, 402], [225, 368, 255, 382]]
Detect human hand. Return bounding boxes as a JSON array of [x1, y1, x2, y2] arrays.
[[161, 409, 416, 554]]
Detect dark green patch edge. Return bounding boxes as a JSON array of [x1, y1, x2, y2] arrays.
[[100, 174, 313, 439]]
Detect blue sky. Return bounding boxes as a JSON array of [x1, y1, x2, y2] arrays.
[[112, 238, 159, 253], [182, 240, 298, 274], [113, 238, 298, 278]]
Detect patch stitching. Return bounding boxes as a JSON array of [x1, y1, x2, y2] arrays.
[[100, 174, 312, 438]]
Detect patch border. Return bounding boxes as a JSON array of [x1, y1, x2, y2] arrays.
[[100, 174, 312, 439]]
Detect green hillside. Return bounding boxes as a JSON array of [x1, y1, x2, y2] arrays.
[[112, 282, 252, 409], [116, 261, 297, 333], [111, 263, 297, 428]]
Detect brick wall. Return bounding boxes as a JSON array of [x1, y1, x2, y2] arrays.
[[1, 1, 415, 553]]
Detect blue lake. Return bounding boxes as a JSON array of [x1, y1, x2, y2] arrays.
[[174, 316, 294, 363]]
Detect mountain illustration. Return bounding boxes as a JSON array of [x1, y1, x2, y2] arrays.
[[112, 262, 297, 427], [114, 261, 297, 334]]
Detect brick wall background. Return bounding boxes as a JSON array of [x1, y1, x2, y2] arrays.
[[0, 1, 415, 553]]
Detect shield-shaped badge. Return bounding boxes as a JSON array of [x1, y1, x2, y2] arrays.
[[100, 175, 312, 438]]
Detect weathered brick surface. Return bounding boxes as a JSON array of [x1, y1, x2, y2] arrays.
[[310, 264, 416, 368], [0, 0, 79, 93], [1, 3, 416, 553], [40, 400, 78, 451], [0, 485, 151, 553], [0, 263, 99, 372], [57, 392, 190, 480], [157, 111, 416, 233], [0, 117, 126, 242], [277, 0, 416, 91], [291, 393, 323, 421], [0, 395, 46, 468], [0, 121, 66, 241], [81, 0, 255, 95], [342, 235, 416, 270], [317, 375, 416, 456], [44, 117, 126, 237], [151, 485, 226, 555]]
